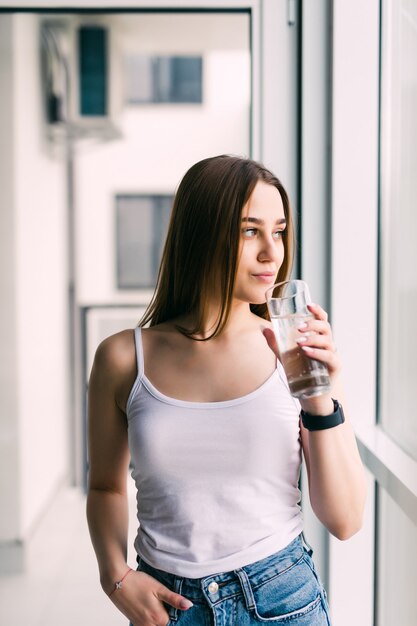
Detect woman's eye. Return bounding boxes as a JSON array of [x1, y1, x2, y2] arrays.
[[243, 228, 257, 238], [242, 227, 286, 239]]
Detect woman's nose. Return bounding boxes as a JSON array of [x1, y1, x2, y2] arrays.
[[257, 236, 277, 262]]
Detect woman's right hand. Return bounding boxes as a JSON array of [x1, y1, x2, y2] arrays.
[[108, 569, 193, 626]]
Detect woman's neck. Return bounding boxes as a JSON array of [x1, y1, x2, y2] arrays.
[[177, 300, 259, 340]]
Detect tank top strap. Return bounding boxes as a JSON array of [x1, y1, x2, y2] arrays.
[[133, 326, 145, 378], [126, 326, 145, 415]]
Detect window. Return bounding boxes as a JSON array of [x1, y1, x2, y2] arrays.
[[116, 194, 173, 289], [377, 486, 417, 624], [126, 55, 203, 104], [379, 0, 417, 459], [377, 4, 417, 621]]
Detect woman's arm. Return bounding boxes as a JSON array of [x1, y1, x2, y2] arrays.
[[86, 335, 132, 592], [263, 304, 367, 540], [298, 380, 367, 540], [87, 333, 193, 625]]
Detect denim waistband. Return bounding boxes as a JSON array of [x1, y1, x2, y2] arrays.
[[137, 532, 314, 606]]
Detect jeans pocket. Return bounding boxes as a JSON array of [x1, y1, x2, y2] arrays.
[[251, 556, 323, 622]]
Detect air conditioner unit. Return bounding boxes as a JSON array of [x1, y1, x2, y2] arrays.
[[40, 17, 123, 142]]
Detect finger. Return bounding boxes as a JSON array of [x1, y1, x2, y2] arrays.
[[261, 326, 280, 358], [156, 586, 194, 611], [296, 334, 336, 352], [297, 319, 331, 336], [307, 302, 328, 322], [300, 345, 340, 370]]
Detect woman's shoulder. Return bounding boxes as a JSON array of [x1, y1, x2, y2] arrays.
[[92, 328, 136, 384]]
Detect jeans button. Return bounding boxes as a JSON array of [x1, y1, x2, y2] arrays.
[[208, 581, 219, 594]]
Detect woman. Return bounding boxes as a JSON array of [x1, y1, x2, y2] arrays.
[[87, 155, 366, 626]]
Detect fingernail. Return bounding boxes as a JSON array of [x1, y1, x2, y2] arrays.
[[302, 345, 314, 352], [180, 599, 194, 610], [296, 336, 307, 343], [297, 323, 308, 330]]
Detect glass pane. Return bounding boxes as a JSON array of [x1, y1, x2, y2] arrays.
[[155, 196, 173, 263], [126, 56, 154, 103], [116, 195, 173, 289], [117, 196, 154, 288], [126, 55, 203, 104], [377, 486, 417, 625], [379, 0, 417, 459], [163, 56, 203, 103]]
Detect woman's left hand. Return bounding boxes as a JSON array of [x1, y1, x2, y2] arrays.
[[294, 303, 342, 384], [262, 302, 342, 386]]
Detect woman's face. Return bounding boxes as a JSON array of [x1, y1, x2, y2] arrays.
[[233, 181, 286, 305]]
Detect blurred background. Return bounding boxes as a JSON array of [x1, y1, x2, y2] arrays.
[[0, 1, 416, 625]]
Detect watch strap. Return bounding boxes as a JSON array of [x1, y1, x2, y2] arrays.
[[300, 398, 345, 431]]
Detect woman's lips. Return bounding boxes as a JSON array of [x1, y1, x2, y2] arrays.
[[252, 273, 276, 283]]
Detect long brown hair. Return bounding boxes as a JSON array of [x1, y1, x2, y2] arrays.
[[139, 155, 295, 339]]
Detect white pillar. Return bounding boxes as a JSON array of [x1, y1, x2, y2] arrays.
[[0, 14, 70, 574], [0, 14, 23, 574]]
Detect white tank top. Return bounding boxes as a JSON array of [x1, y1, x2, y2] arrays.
[[126, 326, 304, 578]]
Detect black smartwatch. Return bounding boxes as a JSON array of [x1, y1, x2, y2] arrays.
[[300, 398, 345, 431]]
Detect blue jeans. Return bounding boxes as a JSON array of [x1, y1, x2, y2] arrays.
[[130, 533, 332, 625]]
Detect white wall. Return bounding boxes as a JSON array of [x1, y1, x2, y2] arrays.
[[74, 13, 250, 305], [0, 14, 69, 570]]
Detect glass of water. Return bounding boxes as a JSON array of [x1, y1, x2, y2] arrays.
[[265, 279, 331, 399]]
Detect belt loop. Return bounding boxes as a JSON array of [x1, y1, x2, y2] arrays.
[[301, 531, 314, 557], [168, 576, 184, 622], [234, 568, 256, 612]]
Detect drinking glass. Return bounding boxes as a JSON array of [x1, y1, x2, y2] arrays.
[[265, 279, 331, 399]]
